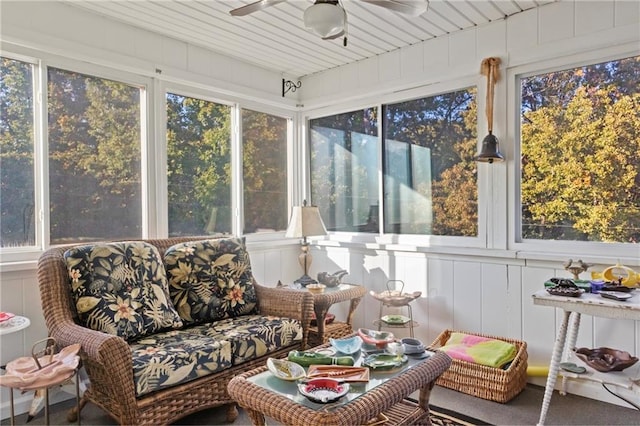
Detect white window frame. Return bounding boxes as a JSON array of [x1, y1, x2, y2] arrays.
[[304, 77, 489, 250], [43, 58, 152, 243], [0, 47, 153, 263], [507, 43, 640, 262], [158, 81, 296, 243]]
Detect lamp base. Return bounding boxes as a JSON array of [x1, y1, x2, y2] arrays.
[[294, 274, 318, 287]]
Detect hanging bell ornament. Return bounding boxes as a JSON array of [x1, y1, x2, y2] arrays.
[[476, 131, 504, 164], [476, 57, 505, 164]]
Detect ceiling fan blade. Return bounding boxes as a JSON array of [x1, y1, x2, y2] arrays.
[[229, 0, 287, 17], [322, 29, 345, 40], [359, 0, 428, 17]]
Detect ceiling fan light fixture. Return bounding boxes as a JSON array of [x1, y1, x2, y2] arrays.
[[303, 2, 345, 39]]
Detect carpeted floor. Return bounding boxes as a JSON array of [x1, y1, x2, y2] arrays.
[[0, 398, 485, 426], [428, 405, 490, 426], [2, 383, 640, 425]]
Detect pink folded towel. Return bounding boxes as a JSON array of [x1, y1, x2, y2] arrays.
[[439, 332, 516, 368]]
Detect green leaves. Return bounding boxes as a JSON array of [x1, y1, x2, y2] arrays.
[[521, 56, 640, 242]]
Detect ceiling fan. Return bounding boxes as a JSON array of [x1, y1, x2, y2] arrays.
[[229, 0, 429, 46]]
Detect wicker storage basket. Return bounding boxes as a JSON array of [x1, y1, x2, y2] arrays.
[[428, 329, 528, 403]]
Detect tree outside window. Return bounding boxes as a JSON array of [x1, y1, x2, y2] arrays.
[[166, 93, 231, 236], [520, 56, 640, 243], [310, 88, 477, 237], [242, 109, 288, 234], [383, 88, 477, 236], [48, 67, 142, 244], [0, 57, 35, 247]]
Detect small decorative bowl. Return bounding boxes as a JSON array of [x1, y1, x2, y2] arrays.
[[298, 378, 349, 404], [357, 328, 395, 349], [307, 283, 326, 294], [330, 335, 363, 355], [575, 347, 639, 372], [401, 337, 425, 354], [266, 358, 305, 381]]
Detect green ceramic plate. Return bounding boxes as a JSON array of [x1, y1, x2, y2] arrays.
[[380, 314, 411, 325], [363, 353, 408, 370]]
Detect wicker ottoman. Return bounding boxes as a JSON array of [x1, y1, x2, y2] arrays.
[[428, 329, 528, 403]]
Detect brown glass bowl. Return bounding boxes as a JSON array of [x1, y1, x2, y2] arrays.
[[575, 347, 638, 372]]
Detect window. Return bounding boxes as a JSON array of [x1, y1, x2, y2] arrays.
[[309, 89, 477, 237], [519, 56, 640, 244], [0, 57, 35, 248], [309, 108, 379, 232], [166, 93, 232, 236], [383, 88, 477, 236], [48, 67, 143, 244], [242, 109, 288, 234]]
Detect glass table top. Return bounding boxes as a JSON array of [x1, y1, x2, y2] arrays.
[[248, 350, 434, 411]]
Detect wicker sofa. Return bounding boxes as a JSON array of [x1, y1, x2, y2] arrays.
[[37, 236, 313, 425]]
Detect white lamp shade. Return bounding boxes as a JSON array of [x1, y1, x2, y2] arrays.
[[303, 3, 345, 38], [285, 205, 328, 238]]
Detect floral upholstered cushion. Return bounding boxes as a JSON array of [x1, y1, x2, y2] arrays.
[[64, 242, 183, 341], [130, 325, 232, 396], [212, 315, 303, 365], [129, 315, 302, 396], [164, 237, 258, 325]]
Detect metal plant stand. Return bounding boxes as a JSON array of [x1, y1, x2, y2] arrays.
[[370, 280, 421, 338]]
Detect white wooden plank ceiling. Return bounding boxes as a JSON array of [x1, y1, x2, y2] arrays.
[[66, 0, 556, 78]]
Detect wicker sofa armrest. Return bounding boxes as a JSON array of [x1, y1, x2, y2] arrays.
[[49, 318, 128, 359], [254, 281, 313, 348], [38, 245, 138, 406]]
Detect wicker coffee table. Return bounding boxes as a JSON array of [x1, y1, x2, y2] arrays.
[[227, 350, 452, 426]]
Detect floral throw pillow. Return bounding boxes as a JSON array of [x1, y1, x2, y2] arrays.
[[164, 237, 258, 326], [64, 242, 183, 341]]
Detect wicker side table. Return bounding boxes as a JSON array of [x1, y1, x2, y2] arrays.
[[306, 283, 366, 346]]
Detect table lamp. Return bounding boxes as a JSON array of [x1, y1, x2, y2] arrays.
[[285, 200, 327, 286]]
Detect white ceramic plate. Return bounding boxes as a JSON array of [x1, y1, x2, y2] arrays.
[[267, 358, 305, 381]]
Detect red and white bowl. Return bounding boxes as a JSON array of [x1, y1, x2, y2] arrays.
[[298, 378, 349, 404]]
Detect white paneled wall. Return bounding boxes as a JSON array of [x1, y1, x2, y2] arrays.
[[312, 246, 640, 409]]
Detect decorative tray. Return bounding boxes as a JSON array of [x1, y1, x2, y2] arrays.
[[0, 343, 81, 390], [298, 378, 350, 404], [380, 314, 410, 325], [363, 353, 408, 370], [599, 291, 633, 301], [306, 365, 370, 383], [546, 286, 583, 297], [575, 347, 638, 372], [369, 280, 421, 307], [267, 358, 305, 381]]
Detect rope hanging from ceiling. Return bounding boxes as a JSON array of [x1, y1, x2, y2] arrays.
[[480, 57, 501, 134]]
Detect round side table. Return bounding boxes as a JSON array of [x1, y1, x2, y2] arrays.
[[0, 315, 31, 336]]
